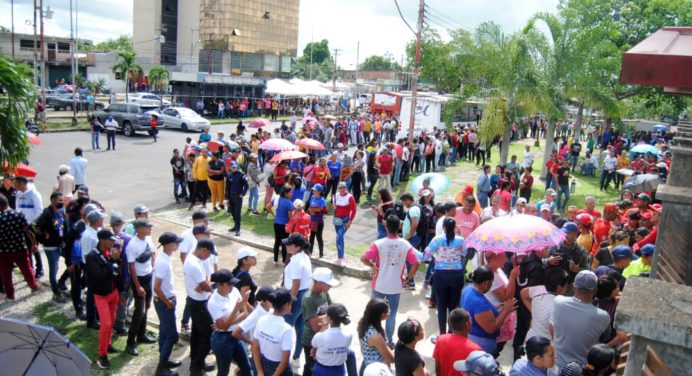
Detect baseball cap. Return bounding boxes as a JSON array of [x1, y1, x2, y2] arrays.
[[87, 210, 105, 223], [516, 197, 527, 205], [546, 188, 557, 196], [76, 185, 89, 194], [58, 165, 70, 174], [255, 286, 274, 302], [313, 267, 341, 287], [293, 199, 305, 209], [134, 204, 150, 215], [337, 143, 344, 148], [14, 175, 28, 183], [453, 351, 500, 375], [210, 269, 240, 285], [640, 244, 655, 257], [540, 205, 551, 212], [110, 211, 124, 226], [237, 246, 259, 260], [573, 270, 598, 291], [83, 204, 99, 216], [282, 233, 308, 248], [562, 221, 579, 234], [311, 183, 324, 192], [326, 303, 350, 325], [133, 218, 153, 229], [362, 362, 392, 376], [579, 215, 592, 226], [196, 238, 218, 255], [640, 212, 652, 220], [612, 245, 638, 260], [97, 229, 118, 242], [337, 181, 347, 188], [158, 231, 183, 247], [192, 224, 211, 235], [229, 161, 239, 168], [638, 193, 651, 202], [463, 184, 474, 195], [650, 204, 662, 213]]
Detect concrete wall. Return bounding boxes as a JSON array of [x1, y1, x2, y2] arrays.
[[176, 0, 201, 74], [132, 0, 161, 70]]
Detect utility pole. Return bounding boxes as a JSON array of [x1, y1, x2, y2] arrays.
[[11, 0, 15, 58], [39, 0, 47, 129], [32, 0, 38, 91], [407, 0, 424, 145], [332, 48, 340, 92], [355, 41, 360, 82], [70, 0, 78, 126]]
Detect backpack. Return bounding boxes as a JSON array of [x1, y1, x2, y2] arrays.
[[384, 201, 406, 223], [407, 203, 430, 238]]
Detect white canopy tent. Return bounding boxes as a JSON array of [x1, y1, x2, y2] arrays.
[[266, 78, 335, 96]]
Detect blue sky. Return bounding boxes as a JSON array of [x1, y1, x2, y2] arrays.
[[2, 0, 558, 68]]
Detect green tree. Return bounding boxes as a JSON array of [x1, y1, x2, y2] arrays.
[[298, 39, 331, 64], [84, 77, 108, 96], [111, 51, 142, 102], [291, 58, 334, 81], [82, 35, 133, 53], [359, 55, 400, 71], [406, 29, 462, 93], [0, 57, 34, 167], [148, 65, 170, 107]]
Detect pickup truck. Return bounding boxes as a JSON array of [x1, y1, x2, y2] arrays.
[[47, 94, 106, 111], [92, 103, 164, 137]]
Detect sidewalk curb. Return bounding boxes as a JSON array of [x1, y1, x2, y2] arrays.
[[43, 128, 90, 134], [152, 214, 371, 280]]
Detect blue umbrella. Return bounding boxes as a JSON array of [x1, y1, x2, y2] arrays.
[[409, 173, 450, 195], [652, 124, 667, 131], [630, 144, 661, 155]]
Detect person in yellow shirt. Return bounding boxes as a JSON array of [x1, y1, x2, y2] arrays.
[[190, 148, 210, 210], [615, 150, 630, 190], [364, 118, 372, 143], [622, 244, 654, 278]]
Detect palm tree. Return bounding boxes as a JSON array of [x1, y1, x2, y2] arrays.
[[0, 57, 34, 167], [148, 65, 170, 107], [111, 51, 143, 102]]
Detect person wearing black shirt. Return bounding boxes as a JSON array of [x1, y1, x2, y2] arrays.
[[170, 149, 188, 204], [556, 160, 571, 213], [569, 141, 582, 171], [225, 162, 249, 237], [394, 318, 427, 376], [512, 249, 546, 361], [34, 192, 68, 303], [0, 174, 17, 209]]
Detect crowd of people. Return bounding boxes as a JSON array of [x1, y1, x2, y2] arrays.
[[0, 109, 672, 376]]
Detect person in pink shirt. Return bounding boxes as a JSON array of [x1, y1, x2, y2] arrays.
[[492, 181, 513, 212], [454, 196, 481, 239], [376, 149, 394, 192], [361, 215, 420, 343]]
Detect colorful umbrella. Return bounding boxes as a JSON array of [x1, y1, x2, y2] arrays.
[[249, 118, 271, 128], [296, 138, 326, 151], [409, 173, 450, 195], [652, 124, 668, 131], [259, 138, 295, 151], [630, 144, 661, 155], [270, 150, 309, 163], [207, 140, 223, 153], [26, 132, 42, 146], [3, 162, 37, 178], [464, 214, 565, 253]]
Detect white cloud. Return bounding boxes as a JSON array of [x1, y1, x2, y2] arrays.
[[2, 0, 557, 69]]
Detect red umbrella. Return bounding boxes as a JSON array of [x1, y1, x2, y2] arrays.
[[26, 132, 42, 146], [3, 162, 37, 178], [296, 138, 326, 151], [249, 118, 271, 128], [270, 150, 308, 163], [208, 140, 223, 153]]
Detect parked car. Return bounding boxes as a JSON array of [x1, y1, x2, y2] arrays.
[[161, 107, 211, 132], [92, 103, 164, 137], [48, 94, 106, 111], [127, 93, 171, 107]]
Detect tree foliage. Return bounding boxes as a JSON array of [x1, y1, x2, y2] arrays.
[[359, 55, 401, 71], [290, 58, 334, 82], [297, 39, 331, 65], [0, 57, 34, 167], [148, 65, 171, 93], [111, 51, 142, 102], [81, 35, 133, 53]]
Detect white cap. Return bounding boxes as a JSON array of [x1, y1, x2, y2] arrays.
[[516, 197, 527, 205], [363, 362, 392, 376], [313, 267, 340, 287], [237, 247, 259, 260], [293, 199, 304, 209]]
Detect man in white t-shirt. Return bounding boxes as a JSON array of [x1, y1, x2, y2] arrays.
[[522, 144, 535, 171], [361, 215, 420, 343], [152, 232, 183, 373], [520, 268, 568, 342], [600, 149, 617, 191], [124, 219, 157, 356], [183, 239, 218, 375]]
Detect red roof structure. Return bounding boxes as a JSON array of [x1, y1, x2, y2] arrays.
[[620, 27, 692, 95]]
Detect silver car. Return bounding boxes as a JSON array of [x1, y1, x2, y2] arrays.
[[161, 107, 211, 132]]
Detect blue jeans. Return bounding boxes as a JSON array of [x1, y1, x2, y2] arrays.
[[393, 159, 402, 186], [478, 192, 489, 209], [570, 155, 579, 170], [376, 222, 386, 240], [371, 290, 401, 343], [405, 234, 422, 287], [91, 131, 100, 149], [450, 147, 457, 163], [154, 298, 179, 362], [432, 270, 464, 334], [557, 184, 570, 212], [174, 176, 187, 201], [284, 289, 307, 360], [261, 354, 293, 376], [181, 299, 190, 326], [211, 331, 253, 376], [248, 186, 259, 212], [334, 217, 349, 259], [44, 247, 61, 294]]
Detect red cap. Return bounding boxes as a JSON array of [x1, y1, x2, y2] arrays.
[[579, 215, 592, 226], [641, 212, 653, 220], [650, 204, 662, 213], [463, 185, 474, 195]]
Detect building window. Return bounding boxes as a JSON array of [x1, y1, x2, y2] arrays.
[[20, 39, 40, 49], [57, 42, 70, 52], [264, 54, 279, 72]]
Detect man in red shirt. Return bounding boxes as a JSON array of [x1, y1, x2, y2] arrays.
[[576, 196, 601, 220], [433, 308, 481, 376], [591, 203, 618, 255], [633, 204, 661, 251], [376, 148, 394, 192]]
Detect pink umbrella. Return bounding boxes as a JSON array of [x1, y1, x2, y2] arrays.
[[270, 150, 309, 163], [249, 118, 271, 128], [259, 138, 295, 151], [464, 214, 565, 253], [26, 132, 42, 146], [302, 116, 317, 125], [296, 138, 326, 151]]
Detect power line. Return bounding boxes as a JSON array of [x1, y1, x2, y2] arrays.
[[393, 0, 417, 36], [424, 4, 472, 31]]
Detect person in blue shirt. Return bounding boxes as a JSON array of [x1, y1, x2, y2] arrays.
[[423, 217, 471, 334], [291, 177, 307, 204], [460, 266, 517, 354], [273, 185, 294, 263], [509, 336, 555, 376], [289, 159, 305, 176], [326, 153, 342, 202], [477, 165, 491, 209], [307, 184, 327, 258], [536, 189, 557, 215]]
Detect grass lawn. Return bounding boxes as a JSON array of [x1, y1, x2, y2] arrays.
[[207, 207, 275, 238], [33, 302, 157, 375], [492, 140, 620, 211]]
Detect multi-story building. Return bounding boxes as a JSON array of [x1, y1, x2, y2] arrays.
[[133, 0, 300, 104]]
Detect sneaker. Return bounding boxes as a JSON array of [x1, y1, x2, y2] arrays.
[[425, 291, 432, 300], [52, 293, 67, 303], [404, 283, 415, 291], [97, 356, 111, 369], [252, 211, 261, 216]]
